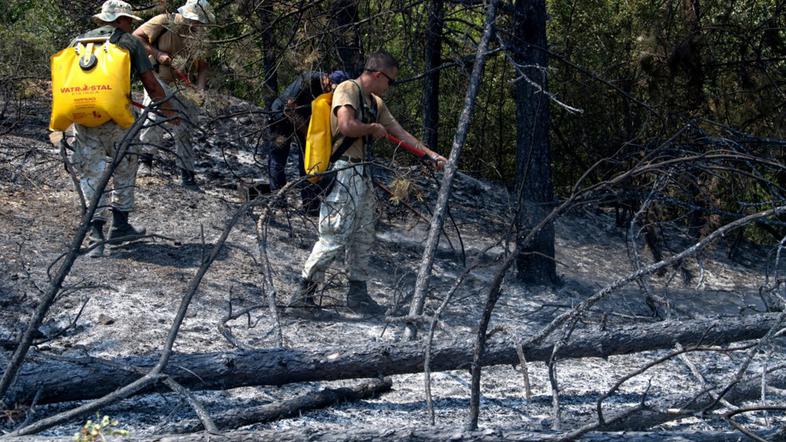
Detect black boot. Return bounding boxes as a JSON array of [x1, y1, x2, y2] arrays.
[[287, 278, 317, 308], [286, 278, 320, 316], [346, 280, 385, 316], [109, 208, 146, 244], [85, 220, 106, 258], [138, 153, 153, 177], [180, 168, 200, 191]]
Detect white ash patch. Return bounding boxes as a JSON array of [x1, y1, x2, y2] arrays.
[[1, 98, 784, 438]]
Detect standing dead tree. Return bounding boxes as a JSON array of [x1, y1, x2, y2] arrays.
[[421, 0, 444, 151], [405, 0, 499, 341], [463, 135, 786, 430], [510, 0, 559, 286]]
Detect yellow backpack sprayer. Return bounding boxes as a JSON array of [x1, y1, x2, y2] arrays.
[[50, 37, 133, 131]]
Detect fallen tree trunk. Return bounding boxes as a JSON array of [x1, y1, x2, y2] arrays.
[[6, 314, 782, 405], [165, 378, 392, 433], [3, 425, 785, 442], [153, 428, 784, 442], [594, 370, 786, 433], [8, 428, 782, 441]]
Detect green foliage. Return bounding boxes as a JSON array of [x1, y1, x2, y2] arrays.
[[2, 0, 784, 223], [546, 0, 786, 187], [74, 415, 129, 442], [0, 0, 79, 78]]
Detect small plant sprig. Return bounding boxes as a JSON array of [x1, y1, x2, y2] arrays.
[[74, 414, 129, 442]]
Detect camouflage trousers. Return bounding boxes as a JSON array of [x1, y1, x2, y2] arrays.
[[139, 78, 196, 172], [302, 160, 376, 282], [72, 121, 138, 221]]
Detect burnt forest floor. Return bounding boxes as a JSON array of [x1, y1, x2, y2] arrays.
[[0, 94, 784, 440]]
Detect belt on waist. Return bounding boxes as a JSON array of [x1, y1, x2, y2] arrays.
[[338, 155, 363, 163]]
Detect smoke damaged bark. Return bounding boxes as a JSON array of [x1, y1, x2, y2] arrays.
[[5, 313, 780, 405], [422, 0, 444, 150], [331, 0, 362, 74], [41, 428, 781, 442], [259, 6, 278, 106], [512, 0, 558, 285], [166, 378, 392, 433], [406, 0, 497, 341]]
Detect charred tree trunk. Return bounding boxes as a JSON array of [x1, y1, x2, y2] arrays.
[[240, 0, 278, 106], [166, 378, 392, 433], [260, 6, 278, 107], [405, 0, 496, 340], [422, 0, 444, 150], [141, 427, 784, 442], [512, 0, 558, 285], [675, 0, 708, 239], [331, 0, 362, 74], [680, 0, 705, 111], [6, 314, 780, 405]]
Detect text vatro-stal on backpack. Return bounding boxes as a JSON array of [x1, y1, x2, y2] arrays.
[[50, 37, 133, 131]]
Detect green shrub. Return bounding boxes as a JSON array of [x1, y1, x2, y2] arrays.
[[73, 415, 129, 442]]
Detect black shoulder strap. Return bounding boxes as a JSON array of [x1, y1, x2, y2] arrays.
[[329, 135, 357, 164], [362, 86, 378, 151], [368, 92, 378, 121]]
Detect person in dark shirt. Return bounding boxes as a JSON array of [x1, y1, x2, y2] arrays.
[[267, 70, 349, 215], [70, 0, 169, 257]]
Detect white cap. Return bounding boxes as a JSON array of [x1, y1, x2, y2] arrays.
[[92, 0, 143, 23], [177, 0, 215, 24]]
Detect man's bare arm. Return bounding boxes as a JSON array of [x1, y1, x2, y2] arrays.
[[140, 70, 178, 123], [336, 105, 386, 140], [386, 120, 447, 170], [132, 28, 171, 66], [140, 71, 165, 101]]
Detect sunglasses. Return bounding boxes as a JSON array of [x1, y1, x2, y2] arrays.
[[368, 70, 396, 86]]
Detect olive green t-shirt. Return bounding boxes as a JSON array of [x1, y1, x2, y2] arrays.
[[330, 80, 396, 159], [73, 25, 152, 79]]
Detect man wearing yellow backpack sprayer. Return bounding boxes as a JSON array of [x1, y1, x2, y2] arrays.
[[63, 0, 170, 257], [267, 70, 349, 215], [133, 0, 215, 189], [290, 51, 447, 316]]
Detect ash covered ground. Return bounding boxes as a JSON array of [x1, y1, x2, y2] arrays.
[[0, 94, 784, 440]]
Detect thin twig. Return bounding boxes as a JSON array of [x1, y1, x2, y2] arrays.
[[515, 343, 532, 400], [58, 135, 85, 215], [161, 377, 218, 433]]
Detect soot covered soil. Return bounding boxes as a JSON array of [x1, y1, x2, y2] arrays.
[[0, 95, 783, 440]]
